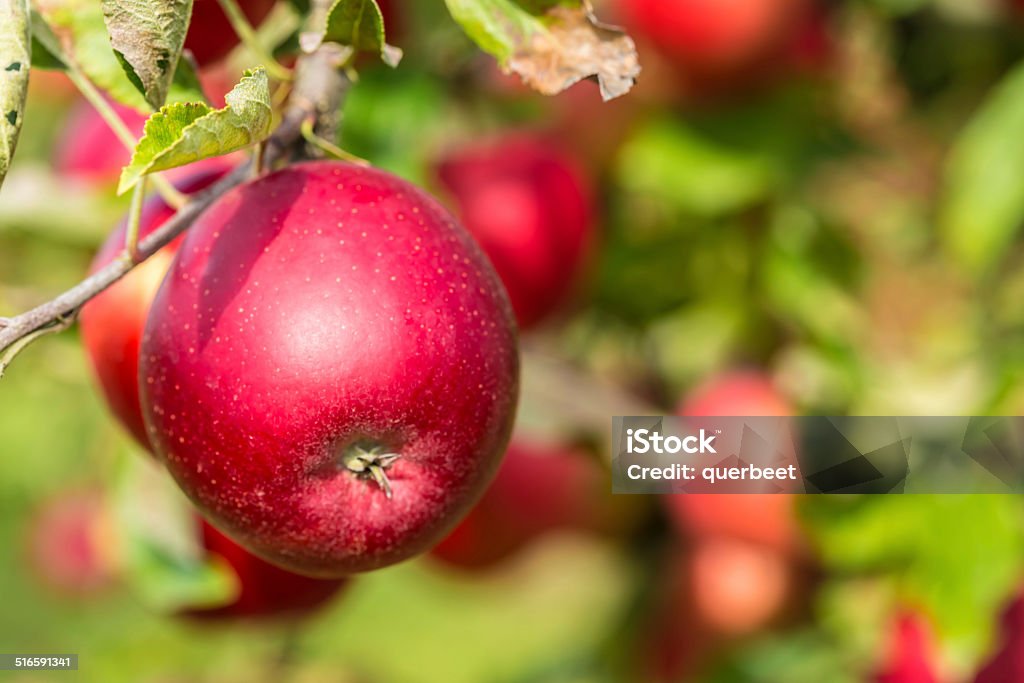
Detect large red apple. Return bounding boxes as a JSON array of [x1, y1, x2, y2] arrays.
[[616, 0, 809, 80], [435, 134, 594, 329], [54, 99, 147, 186], [666, 371, 800, 552], [185, 0, 277, 66], [431, 438, 608, 569], [80, 161, 233, 448], [190, 520, 345, 619], [140, 160, 519, 576]]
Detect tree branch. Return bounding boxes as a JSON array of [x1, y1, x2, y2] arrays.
[[0, 44, 352, 377]]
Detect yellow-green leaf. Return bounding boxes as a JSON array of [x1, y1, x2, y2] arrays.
[[306, 0, 401, 67], [0, 0, 30, 191], [118, 67, 272, 194]]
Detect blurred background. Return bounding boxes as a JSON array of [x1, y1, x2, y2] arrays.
[[4, 0, 1024, 680]]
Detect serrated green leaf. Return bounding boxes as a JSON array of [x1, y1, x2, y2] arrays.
[[307, 0, 402, 67], [101, 0, 193, 110], [443, 0, 639, 100], [942, 61, 1024, 274], [118, 67, 271, 194], [0, 0, 31, 192]]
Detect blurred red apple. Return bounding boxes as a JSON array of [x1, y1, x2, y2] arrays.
[[54, 99, 146, 186], [79, 161, 233, 449], [617, 0, 810, 76], [431, 438, 611, 569], [435, 134, 595, 329], [185, 0, 277, 66], [667, 371, 800, 552], [974, 594, 1024, 683], [690, 537, 792, 636], [189, 520, 345, 619], [877, 612, 940, 683], [26, 489, 116, 596]]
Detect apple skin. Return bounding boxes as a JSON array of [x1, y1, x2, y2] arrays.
[[189, 520, 346, 619], [79, 161, 233, 449], [185, 0, 277, 66], [435, 135, 594, 329], [616, 0, 810, 87], [430, 438, 607, 569], [666, 371, 800, 552], [140, 160, 520, 577], [876, 613, 939, 683], [26, 489, 116, 596], [54, 100, 147, 186]]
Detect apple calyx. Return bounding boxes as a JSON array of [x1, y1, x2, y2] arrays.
[[342, 444, 400, 499]]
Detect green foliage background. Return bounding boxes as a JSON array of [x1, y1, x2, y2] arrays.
[[5, 0, 1024, 681]]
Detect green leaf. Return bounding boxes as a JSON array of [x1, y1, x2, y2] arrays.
[[309, 0, 402, 67], [0, 0, 31, 191], [443, 0, 639, 100], [942, 61, 1024, 274], [617, 117, 776, 217], [29, 11, 67, 69], [101, 0, 193, 110], [113, 453, 240, 613], [803, 495, 1024, 660], [118, 67, 272, 194]]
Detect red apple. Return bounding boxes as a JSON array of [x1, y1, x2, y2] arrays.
[[435, 134, 595, 329], [140, 160, 519, 576], [616, 0, 810, 84], [431, 438, 608, 569], [185, 0, 277, 66], [79, 160, 233, 449], [189, 520, 345, 619], [26, 489, 116, 596], [876, 612, 940, 683], [975, 595, 1024, 683], [666, 371, 800, 552], [54, 99, 147, 186], [689, 537, 792, 636]]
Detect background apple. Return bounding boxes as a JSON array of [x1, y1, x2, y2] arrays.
[[434, 134, 595, 329], [615, 0, 813, 90], [54, 99, 146, 186], [974, 594, 1024, 683], [431, 438, 611, 569], [666, 370, 800, 552], [188, 520, 346, 619], [79, 161, 233, 449], [141, 161, 519, 576], [876, 612, 940, 683], [185, 0, 277, 66], [25, 488, 116, 596]]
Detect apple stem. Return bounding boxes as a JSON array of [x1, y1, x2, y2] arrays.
[[125, 178, 147, 263], [342, 446, 400, 499]]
